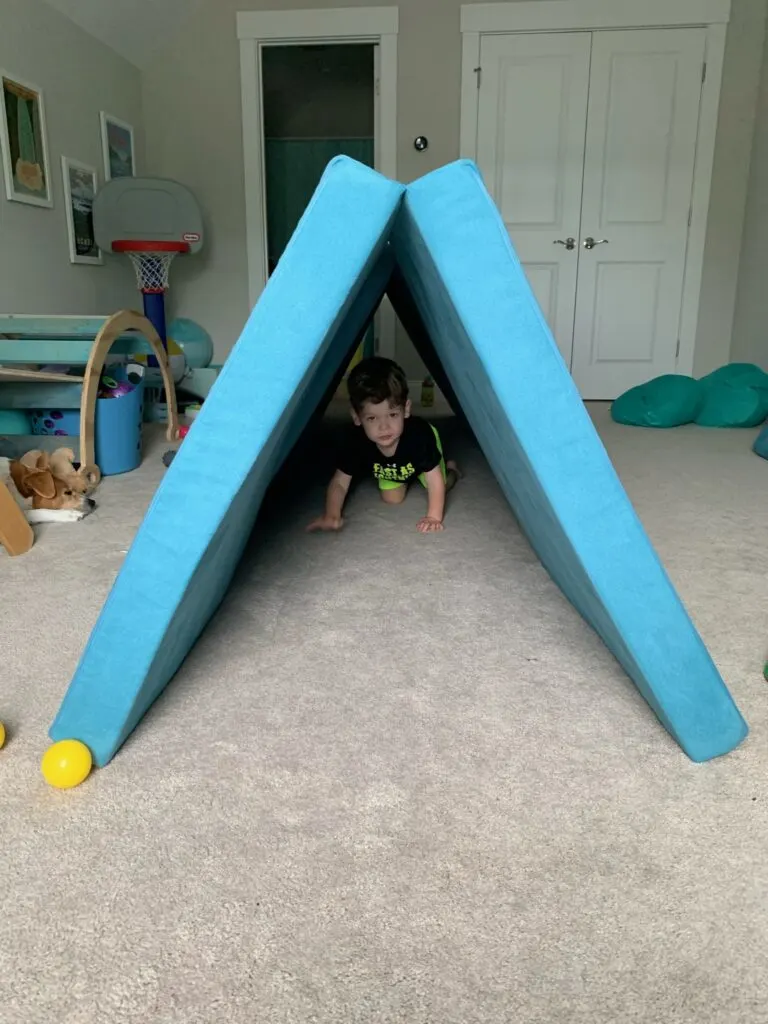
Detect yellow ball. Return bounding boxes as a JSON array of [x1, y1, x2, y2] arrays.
[[41, 740, 93, 789], [0, 721, 5, 748]]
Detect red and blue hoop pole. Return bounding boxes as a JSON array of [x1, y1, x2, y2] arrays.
[[113, 240, 187, 367], [142, 292, 167, 365]]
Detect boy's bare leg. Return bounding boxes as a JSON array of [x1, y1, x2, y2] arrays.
[[381, 462, 458, 508], [380, 485, 407, 505]]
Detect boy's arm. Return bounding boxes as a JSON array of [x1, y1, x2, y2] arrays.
[[418, 466, 446, 533], [307, 469, 352, 532]]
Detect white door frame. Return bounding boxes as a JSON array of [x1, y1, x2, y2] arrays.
[[459, 0, 731, 379], [237, 7, 398, 357]]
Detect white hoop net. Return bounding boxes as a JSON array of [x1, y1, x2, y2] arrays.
[[124, 250, 179, 294]]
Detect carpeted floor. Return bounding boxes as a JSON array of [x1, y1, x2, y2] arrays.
[[1, 404, 767, 1024]]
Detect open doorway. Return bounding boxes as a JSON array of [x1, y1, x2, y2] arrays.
[[261, 43, 376, 374], [238, 7, 398, 361]]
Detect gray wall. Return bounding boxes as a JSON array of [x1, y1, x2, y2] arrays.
[[0, 0, 144, 316], [732, 22, 768, 368], [142, 0, 768, 379]]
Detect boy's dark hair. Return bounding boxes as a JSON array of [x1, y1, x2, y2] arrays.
[[347, 357, 409, 412]]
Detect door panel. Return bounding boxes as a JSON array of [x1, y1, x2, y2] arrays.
[[524, 264, 560, 330], [476, 33, 592, 367], [571, 28, 706, 398], [591, 262, 663, 362]]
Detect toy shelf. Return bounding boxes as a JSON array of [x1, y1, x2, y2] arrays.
[[0, 310, 180, 470]]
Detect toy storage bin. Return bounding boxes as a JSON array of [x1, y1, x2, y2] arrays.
[[30, 409, 80, 437], [29, 375, 144, 475], [95, 376, 144, 475]]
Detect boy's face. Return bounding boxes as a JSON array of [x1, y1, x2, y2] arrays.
[[352, 398, 412, 451]]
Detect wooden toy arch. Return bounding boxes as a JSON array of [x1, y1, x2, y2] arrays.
[[79, 309, 180, 472]]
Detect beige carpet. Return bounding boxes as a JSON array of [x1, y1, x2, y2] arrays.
[[1, 405, 767, 1024]]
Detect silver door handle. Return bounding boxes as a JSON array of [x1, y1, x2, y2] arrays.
[[583, 237, 609, 250], [553, 237, 576, 251]]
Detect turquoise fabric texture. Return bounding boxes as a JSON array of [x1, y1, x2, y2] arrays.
[[754, 423, 768, 460], [612, 363, 768, 428]]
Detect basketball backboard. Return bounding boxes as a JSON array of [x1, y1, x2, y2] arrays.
[[93, 176, 204, 256]]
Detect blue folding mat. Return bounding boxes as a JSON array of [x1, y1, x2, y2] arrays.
[[50, 156, 748, 766]]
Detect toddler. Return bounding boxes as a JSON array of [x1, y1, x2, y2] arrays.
[[307, 357, 459, 534]]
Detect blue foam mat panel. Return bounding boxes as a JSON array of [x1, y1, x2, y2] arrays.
[[50, 157, 747, 767], [392, 160, 746, 762], [51, 158, 404, 765]]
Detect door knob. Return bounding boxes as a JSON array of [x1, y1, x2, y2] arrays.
[[554, 237, 576, 251], [583, 237, 609, 250]]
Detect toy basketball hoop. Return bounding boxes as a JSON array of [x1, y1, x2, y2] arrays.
[[93, 177, 204, 351], [112, 239, 189, 295]]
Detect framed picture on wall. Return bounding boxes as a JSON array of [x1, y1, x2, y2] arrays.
[[61, 157, 102, 265], [0, 71, 53, 207], [99, 111, 136, 181]]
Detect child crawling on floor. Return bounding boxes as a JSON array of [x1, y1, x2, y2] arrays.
[[307, 356, 460, 534]]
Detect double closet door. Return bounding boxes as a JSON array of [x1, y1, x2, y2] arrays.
[[475, 28, 707, 399]]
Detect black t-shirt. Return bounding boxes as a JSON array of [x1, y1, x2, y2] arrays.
[[337, 416, 442, 485]]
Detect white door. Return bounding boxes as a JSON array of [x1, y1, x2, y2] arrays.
[[476, 33, 592, 367], [571, 28, 706, 398], [475, 27, 706, 400]]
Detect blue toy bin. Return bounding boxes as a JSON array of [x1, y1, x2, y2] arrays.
[[30, 408, 80, 437], [30, 373, 145, 475], [95, 376, 145, 475]]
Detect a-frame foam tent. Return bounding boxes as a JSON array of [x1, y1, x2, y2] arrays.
[[50, 157, 748, 766]]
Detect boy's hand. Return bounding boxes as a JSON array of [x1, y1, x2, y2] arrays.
[[307, 515, 344, 533], [417, 516, 444, 533], [309, 472, 351, 533]]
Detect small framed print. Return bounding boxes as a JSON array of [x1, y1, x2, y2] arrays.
[[100, 110, 136, 181], [0, 71, 53, 207], [61, 157, 102, 265]]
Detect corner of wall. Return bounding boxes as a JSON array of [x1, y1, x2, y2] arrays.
[[730, 15, 768, 369], [694, 0, 768, 376], [0, 0, 145, 316]]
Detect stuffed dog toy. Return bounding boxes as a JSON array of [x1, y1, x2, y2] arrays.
[[0, 450, 97, 523], [20, 447, 100, 494]]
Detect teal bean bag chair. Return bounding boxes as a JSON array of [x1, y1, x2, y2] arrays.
[[696, 383, 768, 428], [611, 374, 703, 428], [612, 363, 768, 429], [754, 423, 768, 459], [696, 363, 768, 428]]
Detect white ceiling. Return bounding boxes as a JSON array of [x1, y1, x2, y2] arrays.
[[44, 0, 203, 69]]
